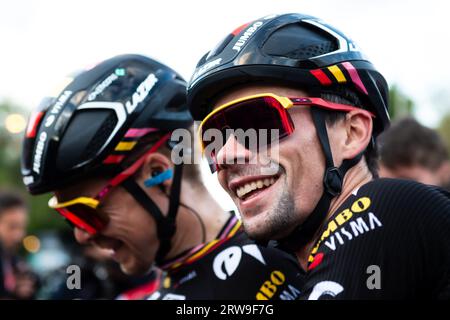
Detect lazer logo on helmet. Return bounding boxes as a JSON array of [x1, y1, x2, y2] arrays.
[[49, 90, 72, 115], [232, 21, 263, 52], [88, 73, 119, 101], [33, 132, 48, 174], [125, 73, 158, 114]]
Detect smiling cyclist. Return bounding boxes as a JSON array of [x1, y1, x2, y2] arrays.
[[21, 54, 303, 300], [187, 13, 450, 299]]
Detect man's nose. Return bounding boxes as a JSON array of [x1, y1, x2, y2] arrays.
[[215, 134, 253, 170], [73, 227, 94, 245]]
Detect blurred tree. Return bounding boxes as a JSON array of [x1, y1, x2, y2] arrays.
[[438, 113, 450, 154], [388, 84, 415, 120], [431, 90, 450, 153], [0, 100, 68, 233]]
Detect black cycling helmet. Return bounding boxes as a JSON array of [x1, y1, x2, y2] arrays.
[[187, 13, 389, 136], [22, 54, 191, 194], [22, 54, 192, 263], [187, 13, 390, 251]]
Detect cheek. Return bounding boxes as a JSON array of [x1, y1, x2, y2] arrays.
[[278, 113, 325, 210], [13, 227, 25, 239], [107, 204, 159, 267], [102, 192, 158, 248], [128, 209, 157, 244], [217, 171, 229, 192], [280, 112, 323, 181], [281, 136, 323, 187], [130, 214, 156, 247]]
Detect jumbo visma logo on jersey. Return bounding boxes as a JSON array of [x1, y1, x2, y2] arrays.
[[308, 196, 383, 267]]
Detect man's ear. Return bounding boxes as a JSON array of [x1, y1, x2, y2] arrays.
[[139, 152, 174, 189], [342, 110, 373, 160]]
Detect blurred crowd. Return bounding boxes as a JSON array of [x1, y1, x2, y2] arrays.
[[0, 115, 449, 299], [378, 117, 450, 190]]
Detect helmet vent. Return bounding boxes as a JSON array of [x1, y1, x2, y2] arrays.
[[262, 23, 338, 60], [57, 109, 118, 171], [284, 41, 338, 60], [81, 111, 118, 162]]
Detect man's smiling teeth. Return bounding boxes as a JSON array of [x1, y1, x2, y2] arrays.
[[236, 178, 276, 199]]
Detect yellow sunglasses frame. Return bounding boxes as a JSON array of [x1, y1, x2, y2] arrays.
[[197, 93, 294, 152], [48, 195, 99, 210]]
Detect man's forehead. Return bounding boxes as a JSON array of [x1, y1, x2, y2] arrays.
[[213, 84, 309, 110], [0, 206, 27, 219]]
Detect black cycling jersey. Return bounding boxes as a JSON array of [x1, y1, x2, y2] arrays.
[[298, 178, 450, 299], [146, 215, 304, 300]]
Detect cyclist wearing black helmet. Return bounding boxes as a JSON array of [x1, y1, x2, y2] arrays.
[[187, 14, 450, 299], [21, 54, 303, 300]]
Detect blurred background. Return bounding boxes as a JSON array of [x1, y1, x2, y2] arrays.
[[0, 0, 449, 298]]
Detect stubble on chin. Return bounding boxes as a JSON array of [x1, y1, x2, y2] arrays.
[[242, 183, 297, 242]]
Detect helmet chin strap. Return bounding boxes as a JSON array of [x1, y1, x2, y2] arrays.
[[121, 163, 183, 265], [276, 107, 363, 253]]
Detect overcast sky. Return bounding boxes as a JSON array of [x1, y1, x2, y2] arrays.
[[1, 0, 449, 210]]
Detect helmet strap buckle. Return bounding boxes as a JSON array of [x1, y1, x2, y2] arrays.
[[323, 166, 343, 197]]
